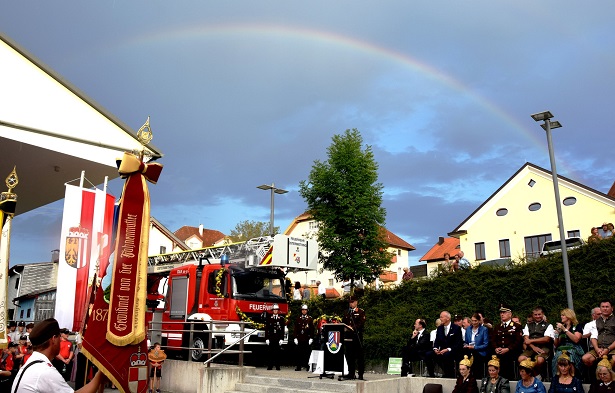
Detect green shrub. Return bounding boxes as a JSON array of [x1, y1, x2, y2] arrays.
[[289, 237, 615, 364]]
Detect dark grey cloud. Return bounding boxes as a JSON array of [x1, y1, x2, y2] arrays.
[[3, 1, 614, 265]]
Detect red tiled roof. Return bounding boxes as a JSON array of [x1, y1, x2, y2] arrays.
[[174, 226, 226, 247], [382, 228, 415, 251], [419, 237, 460, 262], [609, 181, 615, 198]]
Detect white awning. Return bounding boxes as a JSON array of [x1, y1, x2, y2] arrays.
[[0, 33, 162, 214]]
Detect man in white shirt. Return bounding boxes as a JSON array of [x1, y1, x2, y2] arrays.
[[583, 307, 601, 338], [11, 318, 105, 393], [316, 280, 326, 299]]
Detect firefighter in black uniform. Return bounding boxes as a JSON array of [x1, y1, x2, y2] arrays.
[[342, 296, 366, 380], [294, 304, 315, 371], [265, 303, 285, 370], [490, 303, 523, 380]]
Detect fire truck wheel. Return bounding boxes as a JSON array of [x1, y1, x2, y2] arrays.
[[190, 334, 208, 362]]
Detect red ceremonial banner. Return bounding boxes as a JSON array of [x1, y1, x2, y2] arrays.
[[81, 285, 149, 393], [82, 151, 162, 393]]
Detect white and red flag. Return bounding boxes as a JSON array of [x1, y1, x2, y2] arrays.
[[55, 184, 115, 332]]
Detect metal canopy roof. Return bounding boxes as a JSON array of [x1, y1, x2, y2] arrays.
[[0, 32, 162, 215]]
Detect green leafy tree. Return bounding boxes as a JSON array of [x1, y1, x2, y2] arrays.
[[299, 128, 392, 287], [229, 220, 279, 242]]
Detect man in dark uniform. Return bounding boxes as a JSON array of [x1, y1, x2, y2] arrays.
[[490, 303, 523, 380], [293, 304, 315, 371], [265, 303, 285, 370], [342, 296, 366, 380]]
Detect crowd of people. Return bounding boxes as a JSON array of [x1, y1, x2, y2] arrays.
[[1, 318, 168, 393], [400, 300, 615, 393], [588, 223, 614, 243]]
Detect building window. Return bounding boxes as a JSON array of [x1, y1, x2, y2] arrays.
[[15, 277, 19, 289], [160, 246, 167, 254], [27, 309, 31, 318], [20, 309, 24, 318], [496, 208, 508, 217], [524, 234, 552, 259], [310, 280, 316, 286], [475, 242, 486, 261], [528, 202, 541, 211], [499, 239, 511, 258], [398, 249, 401, 256], [567, 230, 580, 238], [528, 179, 536, 187], [563, 197, 577, 206], [309, 221, 319, 230], [328, 279, 334, 286]]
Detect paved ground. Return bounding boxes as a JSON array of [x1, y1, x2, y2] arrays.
[[101, 366, 401, 392]]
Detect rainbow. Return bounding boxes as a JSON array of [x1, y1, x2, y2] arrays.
[[112, 23, 575, 174]]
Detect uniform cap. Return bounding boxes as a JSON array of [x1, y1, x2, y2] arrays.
[[17, 321, 25, 327], [29, 318, 60, 346], [19, 335, 27, 341], [8, 321, 16, 328], [301, 304, 308, 310], [272, 304, 280, 310], [348, 296, 358, 302], [498, 303, 512, 313]]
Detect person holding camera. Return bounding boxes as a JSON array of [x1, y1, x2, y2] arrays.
[[552, 308, 584, 377]]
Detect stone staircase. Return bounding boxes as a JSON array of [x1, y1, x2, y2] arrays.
[[225, 374, 357, 393]]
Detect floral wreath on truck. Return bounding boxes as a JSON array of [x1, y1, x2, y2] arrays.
[[235, 306, 292, 330], [214, 268, 225, 298]]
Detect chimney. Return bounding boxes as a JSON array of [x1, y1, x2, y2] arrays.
[[199, 224, 204, 237], [438, 236, 444, 245], [51, 249, 60, 263]]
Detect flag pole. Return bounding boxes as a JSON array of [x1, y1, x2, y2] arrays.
[[0, 167, 18, 349]]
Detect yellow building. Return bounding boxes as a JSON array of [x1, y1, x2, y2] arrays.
[[284, 212, 415, 297], [449, 163, 615, 264]]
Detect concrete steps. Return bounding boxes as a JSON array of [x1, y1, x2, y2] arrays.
[[226, 374, 356, 393]]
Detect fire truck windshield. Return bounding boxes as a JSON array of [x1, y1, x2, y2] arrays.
[[231, 269, 285, 301]]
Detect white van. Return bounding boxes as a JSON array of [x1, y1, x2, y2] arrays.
[[539, 237, 585, 257]]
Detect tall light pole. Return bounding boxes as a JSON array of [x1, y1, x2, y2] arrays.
[[256, 183, 288, 237], [531, 110, 573, 310]]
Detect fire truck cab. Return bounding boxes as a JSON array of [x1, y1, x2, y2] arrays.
[[146, 235, 317, 361]]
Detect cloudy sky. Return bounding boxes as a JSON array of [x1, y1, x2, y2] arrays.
[[2, 1, 614, 267]]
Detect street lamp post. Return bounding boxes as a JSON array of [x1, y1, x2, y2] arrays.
[[256, 183, 288, 237], [531, 110, 573, 310]]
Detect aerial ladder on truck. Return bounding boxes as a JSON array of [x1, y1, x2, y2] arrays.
[[146, 234, 318, 361]]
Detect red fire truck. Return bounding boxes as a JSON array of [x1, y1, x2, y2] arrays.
[[146, 235, 317, 361]]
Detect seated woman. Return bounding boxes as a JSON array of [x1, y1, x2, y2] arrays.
[[552, 308, 584, 377], [453, 356, 479, 393], [480, 356, 510, 393], [464, 313, 490, 379], [515, 359, 546, 393], [589, 357, 615, 393], [548, 352, 585, 393]]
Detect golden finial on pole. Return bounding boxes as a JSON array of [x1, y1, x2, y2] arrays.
[[136, 117, 154, 161], [1, 166, 18, 203]]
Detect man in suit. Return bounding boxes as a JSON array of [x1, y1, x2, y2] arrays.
[[401, 318, 431, 377], [427, 310, 463, 378], [490, 303, 523, 380]]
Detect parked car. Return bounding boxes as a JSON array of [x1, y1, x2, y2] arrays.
[[540, 237, 585, 257]]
